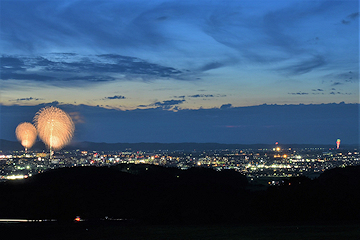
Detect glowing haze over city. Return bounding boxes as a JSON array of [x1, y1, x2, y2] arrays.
[[0, 0, 359, 144]]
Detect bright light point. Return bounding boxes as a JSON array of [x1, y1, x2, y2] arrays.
[[336, 139, 341, 149], [6, 175, 26, 180]]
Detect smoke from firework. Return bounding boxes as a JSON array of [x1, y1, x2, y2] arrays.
[[34, 106, 75, 151], [15, 122, 37, 151]]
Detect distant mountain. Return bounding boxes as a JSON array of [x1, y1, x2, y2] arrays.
[[0, 139, 46, 152], [1, 139, 357, 152]]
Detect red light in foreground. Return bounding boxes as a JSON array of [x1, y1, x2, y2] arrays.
[[74, 216, 81, 222]]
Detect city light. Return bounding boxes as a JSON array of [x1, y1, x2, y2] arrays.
[[6, 175, 27, 180], [0, 147, 359, 182]]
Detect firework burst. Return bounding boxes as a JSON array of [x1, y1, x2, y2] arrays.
[[15, 122, 37, 151], [34, 106, 75, 151]]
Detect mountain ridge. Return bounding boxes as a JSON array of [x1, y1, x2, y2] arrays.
[[1, 139, 356, 152]]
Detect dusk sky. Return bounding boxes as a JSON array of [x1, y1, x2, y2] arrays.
[[0, 0, 359, 145]]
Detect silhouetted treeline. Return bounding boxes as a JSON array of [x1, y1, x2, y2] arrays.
[[1, 164, 360, 224]]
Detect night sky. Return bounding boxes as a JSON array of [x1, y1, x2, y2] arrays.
[[0, 0, 359, 144]]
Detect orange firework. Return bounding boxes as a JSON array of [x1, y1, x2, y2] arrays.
[[34, 106, 75, 151], [15, 122, 37, 151]]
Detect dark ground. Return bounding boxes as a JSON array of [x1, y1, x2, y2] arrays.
[[2, 164, 360, 239], [1, 222, 360, 240]]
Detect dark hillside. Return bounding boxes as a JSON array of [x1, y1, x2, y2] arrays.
[[0, 165, 249, 223], [1, 164, 360, 224]]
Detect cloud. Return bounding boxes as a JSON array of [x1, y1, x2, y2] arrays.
[[188, 94, 214, 98], [321, 70, 359, 89], [64, 75, 116, 82], [329, 91, 352, 95], [1, 56, 26, 71], [220, 104, 232, 109], [0, 54, 185, 87], [279, 55, 326, 75], [188, 94, 227, 98], [105, 95, 126, 100], [341, 12, 359, 24], [288, 92, 309, 95], [347, 12, 360, 19], [8, 97, 43, 102], [154, 99, 185, 109], [326, 71, 359, 84], [0, 1, 357, 87], [310, 89, 325, 95], [68, 112, 85, 124], [139, 99, 186, 110], [199, 62, 224, 71], [203, 1, 342, 64]]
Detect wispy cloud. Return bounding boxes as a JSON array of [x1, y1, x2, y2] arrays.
[[279, 55, 326, 75], [324, 71, 359, 85], [341, 12, 359, 24], [188, 94, 226, 98], [9, 97, 42, 102], [288, 92, 309, 95], [174, 95, 185, 99], [329, 91, 352, 95], [199, 62, 224, 71], [189, 94, 215, 98]]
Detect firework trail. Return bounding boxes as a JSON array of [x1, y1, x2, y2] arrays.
[[15, 122, 37, 151], [34, 106, 75, 153]]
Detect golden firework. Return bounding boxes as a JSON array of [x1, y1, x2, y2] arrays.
[[15, 122, 37, 151], [34, 106, 75, 151]]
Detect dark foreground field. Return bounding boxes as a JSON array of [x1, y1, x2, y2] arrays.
[[2, 164, 360, 239], [1, 222, 360, 240]]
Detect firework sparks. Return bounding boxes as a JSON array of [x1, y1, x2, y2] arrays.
[[15, 122, 37, 151], [34, 106, 75, 152]]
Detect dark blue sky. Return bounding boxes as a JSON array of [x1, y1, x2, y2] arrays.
[[0, 0, 359, 144]]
